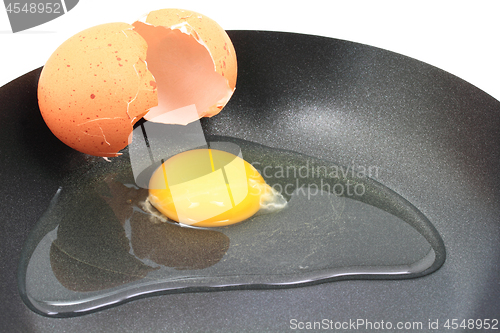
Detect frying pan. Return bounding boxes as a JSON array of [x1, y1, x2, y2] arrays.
[[1, 30, 499, 332]]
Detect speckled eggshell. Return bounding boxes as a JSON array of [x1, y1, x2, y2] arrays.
[[144, 8, 237, 114], [38, 22, 158, 157]]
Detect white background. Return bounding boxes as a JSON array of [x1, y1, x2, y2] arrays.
[[1, 0, 499, 102]]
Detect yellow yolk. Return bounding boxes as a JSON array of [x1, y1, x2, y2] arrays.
[[148, 149, 273, 227]]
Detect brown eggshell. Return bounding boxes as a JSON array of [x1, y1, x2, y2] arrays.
[[144, 8, 237, 95], [38, 22, 158, 157], [38, 9, 237, 157]]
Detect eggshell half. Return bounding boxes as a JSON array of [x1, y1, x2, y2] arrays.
[[38, 22, 158, 157], [144, 8, 237, 95], [136, 8, 238, 123]]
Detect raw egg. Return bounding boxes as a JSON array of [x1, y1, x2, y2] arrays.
[[38, 9, 237, 157], [148, 149, 287, 227]]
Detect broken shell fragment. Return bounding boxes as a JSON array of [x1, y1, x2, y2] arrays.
[[37, 9, 237, 157]]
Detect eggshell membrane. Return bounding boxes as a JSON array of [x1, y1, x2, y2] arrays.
[[38, 22, 158, 157], [136, 8, 237, 123], [132, 21, 232, 125], [144, 8, 237, 96]]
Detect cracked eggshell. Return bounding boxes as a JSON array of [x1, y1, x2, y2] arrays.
[[144, 8, 237, 99], [138, 9, 237, 123], [38, 9, 237, 158], [38, 22, 158, 157]]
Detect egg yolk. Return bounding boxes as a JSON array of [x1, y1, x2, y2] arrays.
[[148, 149, 274, 227]]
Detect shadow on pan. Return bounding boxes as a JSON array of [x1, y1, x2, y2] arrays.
[[1, 31, 499, 331]]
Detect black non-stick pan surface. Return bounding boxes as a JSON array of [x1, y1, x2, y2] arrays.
[[1, 30, 499, 332]]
